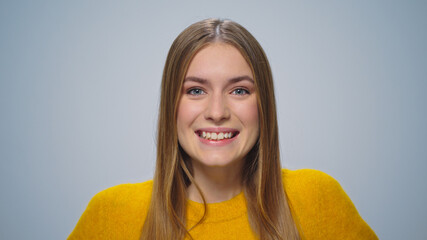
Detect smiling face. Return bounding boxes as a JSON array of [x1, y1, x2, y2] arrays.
[[177, 43, 259, 170]]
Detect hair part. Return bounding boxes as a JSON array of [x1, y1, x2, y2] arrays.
[[141, 18, 301, 240]]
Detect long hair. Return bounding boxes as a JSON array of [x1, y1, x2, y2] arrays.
[[141, 18, 300, 240]]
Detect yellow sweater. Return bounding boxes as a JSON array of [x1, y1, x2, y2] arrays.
[[68, 169, 378, 239]]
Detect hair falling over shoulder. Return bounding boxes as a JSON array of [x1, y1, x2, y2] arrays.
[[140, 19, 301, 240]]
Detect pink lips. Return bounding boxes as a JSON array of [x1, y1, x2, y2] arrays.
[[195, 128, 240, 146]]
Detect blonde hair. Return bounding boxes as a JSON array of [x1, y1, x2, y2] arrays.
[[141, 18, 300, 240]]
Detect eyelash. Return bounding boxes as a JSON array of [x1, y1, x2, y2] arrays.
[[186, 87, 250, 96], [187, 88, 206, 95], [231, 88, 250, 95]]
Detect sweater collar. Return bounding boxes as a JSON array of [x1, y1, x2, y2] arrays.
[[186, 191, 247, 223]]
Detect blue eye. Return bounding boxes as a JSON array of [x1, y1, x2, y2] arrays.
[[232, 88, 250, 95], [187, 88, 205, 95]]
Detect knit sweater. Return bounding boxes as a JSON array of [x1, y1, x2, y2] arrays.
[[68, 169, 378, 239]]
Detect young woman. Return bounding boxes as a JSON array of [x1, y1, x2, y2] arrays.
[[69, 19, 378, 240]]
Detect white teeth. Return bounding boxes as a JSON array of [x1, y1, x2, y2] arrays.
[[211, 132, 217, 140], [218, 132, 224, 140], [199, 131, 235, 141]]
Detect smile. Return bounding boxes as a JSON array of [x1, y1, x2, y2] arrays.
[[195, 130, 239, 141]]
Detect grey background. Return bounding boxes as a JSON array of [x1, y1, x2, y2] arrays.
[[1, 1, 426, 239]]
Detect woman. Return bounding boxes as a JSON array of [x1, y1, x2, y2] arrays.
[[69, 19, 377, 240]]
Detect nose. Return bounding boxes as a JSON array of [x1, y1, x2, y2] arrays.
[[204, 93, 230, 123]]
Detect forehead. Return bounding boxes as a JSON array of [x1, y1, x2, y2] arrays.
[[185, 43, 253, 79]]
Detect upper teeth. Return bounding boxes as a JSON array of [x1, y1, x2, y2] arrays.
[[201, 131, 234, 140]]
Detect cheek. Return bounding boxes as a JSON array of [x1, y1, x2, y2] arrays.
[[177, 99, 204, 132], [233, 99, 259, 128]]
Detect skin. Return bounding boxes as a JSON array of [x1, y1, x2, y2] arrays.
[[177, 43, 259, 203]]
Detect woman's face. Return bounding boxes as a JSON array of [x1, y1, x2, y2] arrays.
[[177, 43, 259, 169]]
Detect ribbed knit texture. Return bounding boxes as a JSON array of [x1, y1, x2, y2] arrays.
[[68, 169, 378, 239]]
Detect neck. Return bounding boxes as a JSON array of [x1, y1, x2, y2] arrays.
[[188, 162, 243, 203]]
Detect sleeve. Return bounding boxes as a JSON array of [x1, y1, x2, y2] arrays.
[[285, 169, 378, 240]]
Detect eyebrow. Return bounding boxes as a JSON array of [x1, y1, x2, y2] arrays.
[[184, 75, 254, 84]]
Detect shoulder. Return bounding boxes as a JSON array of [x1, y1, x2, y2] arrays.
[[281, 168, 352, 215], [281, 169, 378, 239], [281, 168, 341, 197], [281, 168, 352, 213], [85, 179, 154, 220], [281, 168, 335, 185], [68, 180, 153, 239], [90, 179, 153, 207]]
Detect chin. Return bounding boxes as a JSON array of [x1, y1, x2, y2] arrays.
[[195, 154, 242, 168]]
